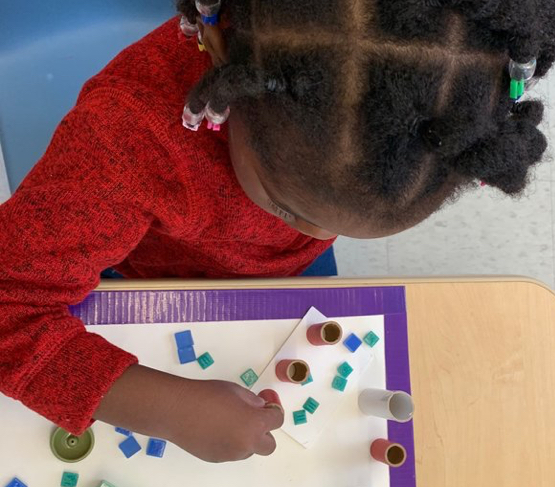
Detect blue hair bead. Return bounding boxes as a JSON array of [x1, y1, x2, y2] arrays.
[[201, 14, 219, 26], [196, 0, 221, 25]]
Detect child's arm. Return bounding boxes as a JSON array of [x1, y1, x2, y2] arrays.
[[0, 95, 282, 462], [93, 364, 283, 462]]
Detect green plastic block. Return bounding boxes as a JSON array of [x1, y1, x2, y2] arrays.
[[303, 397, 320, 414], [61, 472, 79, 487], [98, 482, 117, 487], [363, 331, 380, 348], [240, 368, 259, 387], [337, 361, 354, 378], [293, 410, 307, 425], [301, 373, 313, 386], [197, 352, 214, 369], [332, 375, 347, 392]]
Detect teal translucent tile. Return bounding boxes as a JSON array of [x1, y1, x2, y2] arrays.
[[303, 397, 320, 414], [363, 331, 380, 348], [197, 352, 214, 369], [337, 361, 353, 378], [240, 368, 259, 387], [331, 375, 347, 392], [292, 410, 307, 425]]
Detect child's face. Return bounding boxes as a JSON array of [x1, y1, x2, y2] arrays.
[[228, 113, 414, 240]]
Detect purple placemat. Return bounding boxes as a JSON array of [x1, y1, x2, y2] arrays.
[[71, 286, 415, 487]]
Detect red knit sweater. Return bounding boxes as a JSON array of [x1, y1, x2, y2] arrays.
[[0, 18, 333, 434]]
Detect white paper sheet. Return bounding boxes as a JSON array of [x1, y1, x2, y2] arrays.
[[252, 307, 380, 449], [0, 315, 389, 487]]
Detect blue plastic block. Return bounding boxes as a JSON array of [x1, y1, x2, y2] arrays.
[[115, 427, 132, 436], [60, 471, 79, 487], [337, 361, 354, 378], [5, 479, 27, 487], [292, 410, 307, 425], [197, 352, 214, 369], [240, 368, 259, 387], [303, 397, 320, 414], [178, 346, 197, 364], [331, 375, 348, 392], [301, 373, 313, 386], [118, 436, 142, 458], [146, 438, 167, 458], [364, 331, 380, 348], [174, 330, 194, 349], [343, 333, 362, 353]]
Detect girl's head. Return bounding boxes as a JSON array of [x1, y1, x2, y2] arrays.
[[178, 0, 554, 239]]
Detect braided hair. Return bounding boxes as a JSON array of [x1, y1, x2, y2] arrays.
[[177, 0, 554, 230]]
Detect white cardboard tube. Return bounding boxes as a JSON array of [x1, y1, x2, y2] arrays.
[[358, 389, 414, 423]]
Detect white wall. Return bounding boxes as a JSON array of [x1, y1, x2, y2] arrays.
[[0, 141, 11, 204]]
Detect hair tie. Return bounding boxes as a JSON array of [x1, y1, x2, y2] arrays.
[[265, 77, 287, 93], [195, 0, 221, 26], [418, 120, 443, 149]]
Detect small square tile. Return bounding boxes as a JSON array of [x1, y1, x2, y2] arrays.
[[178, 346, 197, 364], [363, 331, 380, 348], [115, 427, 132, 436], [197, 352, 214, 369], [303, 397, 320, 414], [146, 438, 167, 458], [118, 436, 142, 458], [240, 368, 259, 387], [174, 330, 194, 349], [331, 375, 347, 392], [6, 479, 27, 487], [60, 472, 79, 487], [301, 373, 313, 386], [343, 333, 362, 353], [292, 410, 307, 425], [337, 361, 354, 378]]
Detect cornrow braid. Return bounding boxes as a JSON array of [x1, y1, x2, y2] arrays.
[[175, 0, 554, 230]]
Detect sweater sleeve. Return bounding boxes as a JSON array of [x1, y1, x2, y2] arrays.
[[0, 95, 165, 434]]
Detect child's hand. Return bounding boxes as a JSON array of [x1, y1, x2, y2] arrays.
[[93, 365, 283, 463], [170, 379, 284, 462]]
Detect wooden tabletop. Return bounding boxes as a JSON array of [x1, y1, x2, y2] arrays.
[[99, 276, 555, 486]]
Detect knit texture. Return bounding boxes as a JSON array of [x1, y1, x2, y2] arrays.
[[0, 17, 333, 434]]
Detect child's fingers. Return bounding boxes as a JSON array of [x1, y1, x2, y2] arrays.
[[254, 432, 277, 457], [260, 403, 285, 431]]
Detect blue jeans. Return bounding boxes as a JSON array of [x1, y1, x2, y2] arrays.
[[301, 246, 337, 277], [101, 246, 337, 279]]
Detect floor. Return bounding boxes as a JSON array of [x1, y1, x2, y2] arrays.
[[336, 72, 555, 290]]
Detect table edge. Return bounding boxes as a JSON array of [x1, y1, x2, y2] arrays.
[[96, 275, 555, 296]]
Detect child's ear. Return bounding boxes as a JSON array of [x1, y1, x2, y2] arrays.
[[199, 23, 229, 66]]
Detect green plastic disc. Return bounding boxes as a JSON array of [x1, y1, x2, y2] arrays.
[[50, 427, 95, 463]]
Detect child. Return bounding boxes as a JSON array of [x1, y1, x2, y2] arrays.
[[0, 0, 553, 463]]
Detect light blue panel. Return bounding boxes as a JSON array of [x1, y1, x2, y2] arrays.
[[0, 1, 175, 190]]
